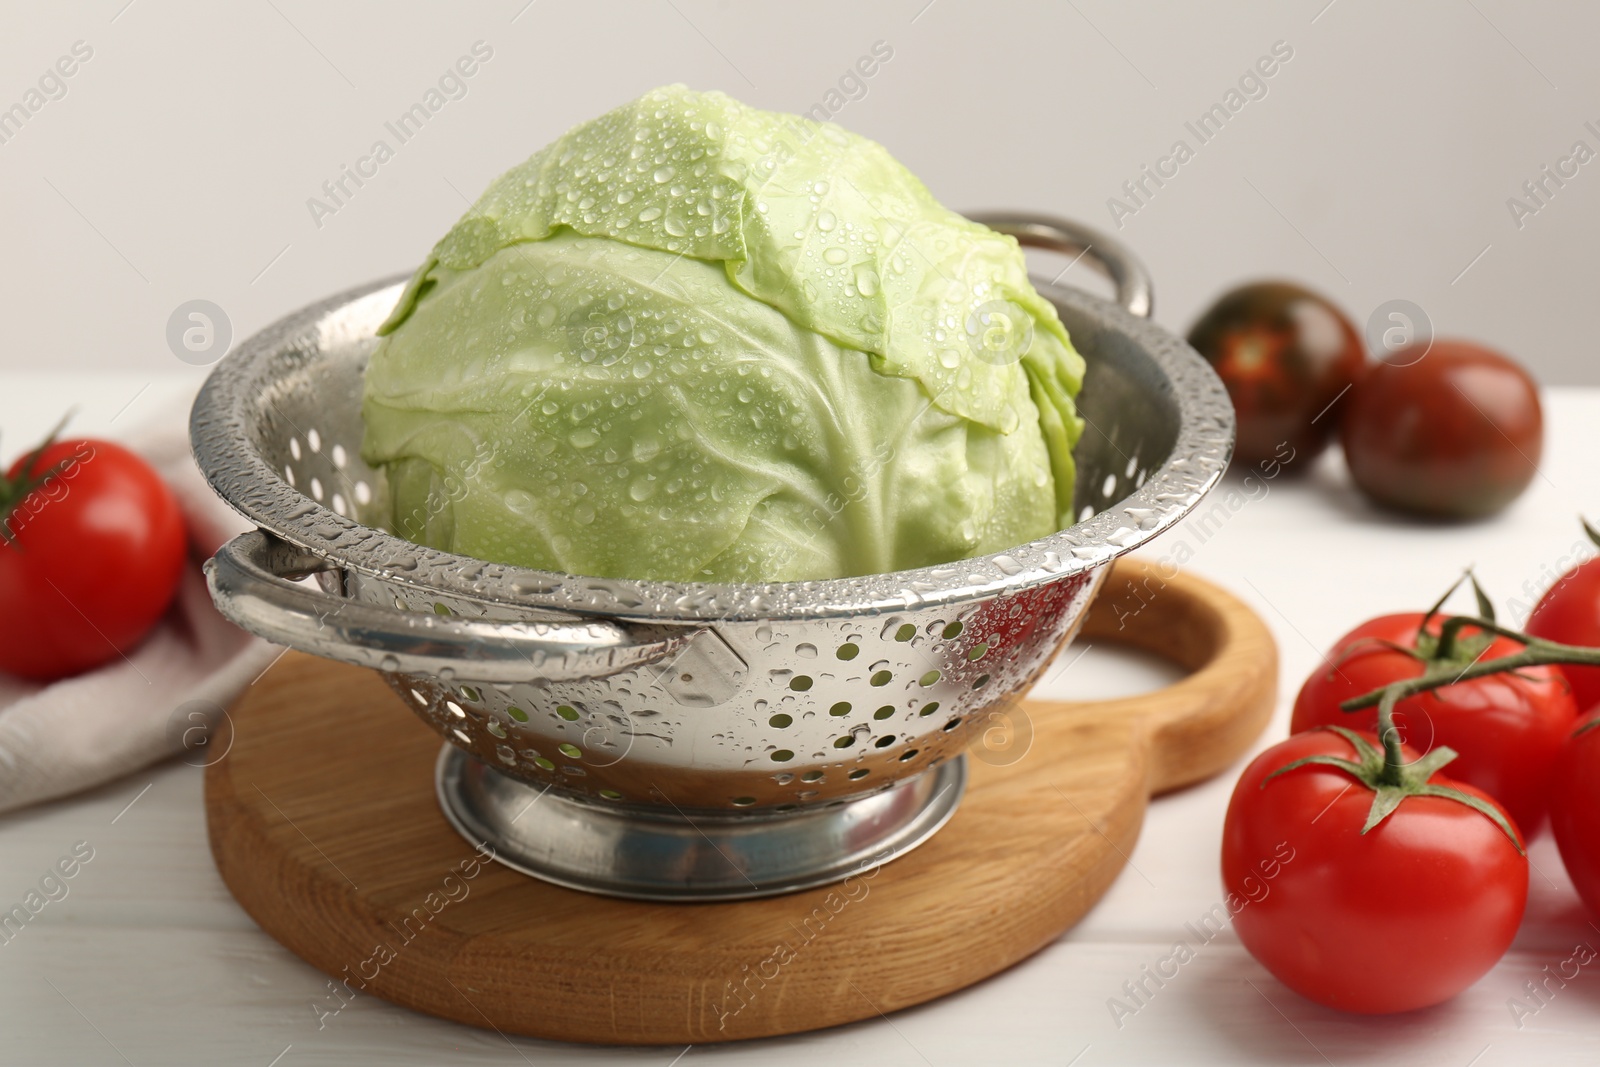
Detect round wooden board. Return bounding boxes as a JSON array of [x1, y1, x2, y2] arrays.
[[206, 557, 1276, 1045]]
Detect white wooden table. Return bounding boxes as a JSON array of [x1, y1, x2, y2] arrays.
[[2, 374, 1596, 1066]]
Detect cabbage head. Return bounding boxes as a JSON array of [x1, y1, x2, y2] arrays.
[[361, 85, 1085, 582]]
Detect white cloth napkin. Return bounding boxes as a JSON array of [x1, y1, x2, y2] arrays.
[[0, 400, 280, 814]]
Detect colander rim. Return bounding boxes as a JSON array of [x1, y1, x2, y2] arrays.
[[191, 272, 1233, 622]]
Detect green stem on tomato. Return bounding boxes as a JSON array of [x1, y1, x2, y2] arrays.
[[1268, 608, 1592, 855], [1433, 613, 1504, 662], [1341, 614, 1600, 714], [1375, 687, 1407, 787], [0, 412, 77, 548]]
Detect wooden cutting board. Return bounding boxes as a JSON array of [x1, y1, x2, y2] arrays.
[[205, 557, 1276, 1045]]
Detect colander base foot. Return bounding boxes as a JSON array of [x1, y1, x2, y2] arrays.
[[434, 746, 967, 901]]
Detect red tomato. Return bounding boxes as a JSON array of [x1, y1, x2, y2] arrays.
[[1527, 557, 1600, 714], [1340, 340, 1542, 519], [1223, 729, 1528, 1013], [1550, 710, 1600, 918], [0, 437, 186, 681], [1291, 613, 1578, 836]]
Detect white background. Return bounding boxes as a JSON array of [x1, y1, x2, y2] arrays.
[[1, 0, 1597, 384]]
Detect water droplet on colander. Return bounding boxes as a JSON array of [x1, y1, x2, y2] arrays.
[[992, 555, 1023, 576], [379, 654, 400, 673], [511, 575, 559, 596]]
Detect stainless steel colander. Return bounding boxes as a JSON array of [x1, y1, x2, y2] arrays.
[[192, 214, 1232, 901]]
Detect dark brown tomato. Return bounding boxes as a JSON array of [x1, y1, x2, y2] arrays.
[[1187, 281, 1366, 471], [1340, 340, 1542, 520]]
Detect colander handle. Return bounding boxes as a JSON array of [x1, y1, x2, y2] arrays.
[[967, 213, 1154, 318], [205, 530, 694, 684]]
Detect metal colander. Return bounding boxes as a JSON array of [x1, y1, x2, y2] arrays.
[[192, 215, 1232, 901]]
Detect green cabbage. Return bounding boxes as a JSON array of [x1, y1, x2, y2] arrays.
[[362, 85, 1085, 582]]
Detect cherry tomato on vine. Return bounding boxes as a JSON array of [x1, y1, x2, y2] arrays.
[[1550, 709, 1600, 918], [1223, 728, 1527, 1013], [1291, 612, 1578, 836], [1526, 526, 1600, 714], [0, 429, 186, 681]]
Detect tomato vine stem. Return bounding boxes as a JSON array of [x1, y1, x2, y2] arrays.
[[1269, 610, 1600, 849], [1345, 612, 1600, 793], [1341, 615, 1600, 717]]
